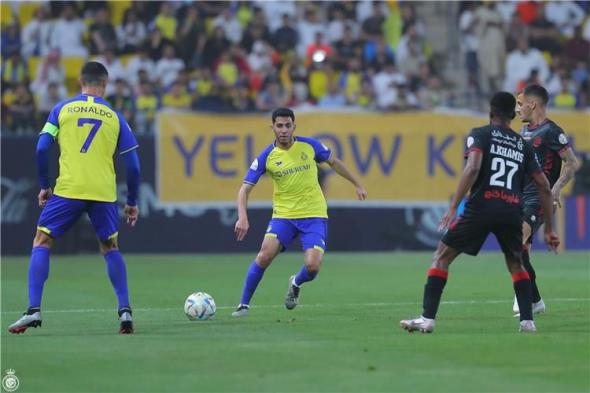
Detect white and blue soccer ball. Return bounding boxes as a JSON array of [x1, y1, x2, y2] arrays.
[[184, 292, 216, 321]]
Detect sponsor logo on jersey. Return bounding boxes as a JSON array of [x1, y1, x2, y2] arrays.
[[558, 133, 568, 145], [467, 136, 474, 148], [533, 137, 542, 148]]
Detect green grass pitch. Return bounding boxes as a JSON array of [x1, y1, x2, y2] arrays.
[[2, 252, 589, 392]]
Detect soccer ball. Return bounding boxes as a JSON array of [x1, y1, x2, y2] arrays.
[[184, 292, 216, 321]]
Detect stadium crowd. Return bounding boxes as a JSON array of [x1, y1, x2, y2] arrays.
[[1, 0, 589, 135]]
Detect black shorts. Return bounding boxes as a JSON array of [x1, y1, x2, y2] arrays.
[[522, 202, 544, 244], [441, 209, 523, 258]]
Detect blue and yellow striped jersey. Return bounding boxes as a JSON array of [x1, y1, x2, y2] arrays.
[[244, 137, 332, 218], [41, 94, 138, 202]]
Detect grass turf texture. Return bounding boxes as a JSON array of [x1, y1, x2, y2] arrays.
[[2, 252, 589, 392]]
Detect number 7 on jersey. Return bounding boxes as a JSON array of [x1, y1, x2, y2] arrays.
[[78, 118, 102, 153]]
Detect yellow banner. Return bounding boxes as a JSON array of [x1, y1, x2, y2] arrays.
[[157, 111, 590, 204]]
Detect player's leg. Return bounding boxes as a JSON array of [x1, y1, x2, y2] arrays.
[[232, 219, 296, 316], [89, 201, 133, 334], [494, 218, 535, 332], [401, 212, 486, 333], [285, 218, 327, 309], [9, 196, 85, 334]]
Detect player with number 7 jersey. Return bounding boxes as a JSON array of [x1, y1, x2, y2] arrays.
[[8, 62, 140, 335]]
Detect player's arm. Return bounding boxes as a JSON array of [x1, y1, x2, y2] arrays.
[[36, 132, 55, 208], [326, 156, 367, 200], [122, 149, 141, 227], [551, 147, 580, 208], [439, 150, 482, 231], [235, 183, 255, 241], [530, 170, 560, 251]]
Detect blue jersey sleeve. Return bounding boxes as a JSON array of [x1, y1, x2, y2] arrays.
[[297, 136, 332, 163], [244, 145, 273, 185], [116, 112, 139, 154], [40, 103, 63, 138]]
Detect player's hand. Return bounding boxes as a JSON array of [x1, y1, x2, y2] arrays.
[[551, 189, 562, 208], [235, 218, 249, 241], [544, 231, 560, 253], [355, 185, 367, 201], [438, 207, 457, 232], [38, 188, 53, 208], [124, 205, 139, 227]]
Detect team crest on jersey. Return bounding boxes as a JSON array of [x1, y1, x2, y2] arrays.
[[301, 152, 308, 160], [558, 133, 568, 145], [466, 136, 474, 147], [517, 138, 523, 150], [533, 137, 542, 148], [275, 161, 282, 166], [531, 215, 536, 223], [250, 158, 259, 170]]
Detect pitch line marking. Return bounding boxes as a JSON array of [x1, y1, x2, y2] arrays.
[[1, 298, 588, 314]]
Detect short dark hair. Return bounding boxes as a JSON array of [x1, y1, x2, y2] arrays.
[[489, 91, 516, 120], [523, 84, 549, 106], [80, 61, 108, 86], [272, 107, 295, 123]]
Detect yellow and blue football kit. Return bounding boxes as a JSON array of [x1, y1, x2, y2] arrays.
[[37, 93, 138, 240], [244, 136, 331, 252]]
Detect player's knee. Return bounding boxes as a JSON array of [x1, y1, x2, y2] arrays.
[[256, 251, 274, 267], [305, 260, 321, 273], [33, 231, 53, 248], [98, 238, 118, 254]]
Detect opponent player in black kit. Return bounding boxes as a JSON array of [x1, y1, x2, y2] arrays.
[[400, 92, 560, 333], [511, 85, 580, 317]]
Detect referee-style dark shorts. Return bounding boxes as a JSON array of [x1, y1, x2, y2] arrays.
[[441, 210, 523, 258], [522, 202, 544, 244]]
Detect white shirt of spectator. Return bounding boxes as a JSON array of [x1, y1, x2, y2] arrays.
[[116, 21, 147, 50], [545, 1, 585, 38], [503, 47, 549, 93], [156, 57, 185, 90], [51, 18, 87, 57], [357, 0, 390, 23], [213, 12, 242, 44], [248, 41, 273, 73], [21, 15, 54, 57], [93, 55, 127, 96], [373, 68, 406, 109], [297, 18, 324, 57], [126, 54, 156, 86], [255, 0, 297, 33], [459, 9, 479, 53]]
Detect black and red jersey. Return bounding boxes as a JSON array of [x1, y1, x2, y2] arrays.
[[521, 119, 570, 204], [463, 125, 541, 214]]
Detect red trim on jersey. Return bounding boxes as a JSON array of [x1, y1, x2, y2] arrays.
[[527, 119, 548, 130], [558, 145, 571, 154], [512, 271, 531, 283], [427, 268, 448, 279], [464, 147, 482, 158]]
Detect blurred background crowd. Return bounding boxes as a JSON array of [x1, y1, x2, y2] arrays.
[[1, 0, 589, 135]]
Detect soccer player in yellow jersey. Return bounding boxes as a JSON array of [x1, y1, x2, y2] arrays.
[[8, 62, 140, 334], [232, 108, 367, 316]]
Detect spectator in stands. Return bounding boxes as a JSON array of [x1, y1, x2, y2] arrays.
[[255, 0, 297, 33], [89, 8, 118, 55], [37, 82, 66, 124], [50, 3, 88, 57], [373, 61, 406, 110], [7, 83, 36, 134], [528, 3, 562, 55], [334, 25, 361, 71], [505, 10, 528, 52], [146, 27, 172, 62], [156, 44, 185, 90], [563, 26, 590, 66], [297, 7, 324, 56], [2, 20, 21, 58], [135, 81, 159, 135], [419, 75, 446, 109], [94, 49, 127, 96], [202, 26, 231, 69], [213, 7, 243, 45], [553, 77, 577, 108], [545, 1, 585, 39], [154, 2, 177, 41], [21, 7, 53, 58], [162, 80, 191, 110], [504, 37, 549, 93], [240, 18, 270, 54], [516, 1, 540, 25], [248, 41, 273, 74], [356, 79, 376, 108], [361, 1, 386, 40], [214, 51, 239, 89], [318, 81, 347, 108], [126, 46, 157, 89], [364, 36, 395, 72], [400, 3, 426, 36], [256, 79, 288, 111], [273, 14, 298, 54], [107, 79, 135, 126], [2, 52, 29, 90], [397, 28, 427, 81], [308, 61, 333, 102], [327, 8, 348, 44], [474, 1, 505, 95], [305, 32, 333, 66], [117, 8, 147, 54], [231, 84, 255, 112], [339, 58, 364, 104], [459, 2, 480, 98], [176, 5, 206, 67], [30, 48, 67, 97]]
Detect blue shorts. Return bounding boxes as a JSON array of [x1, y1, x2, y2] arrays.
[[37, 195, 119, 241], [265, 218, 328, 252]]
